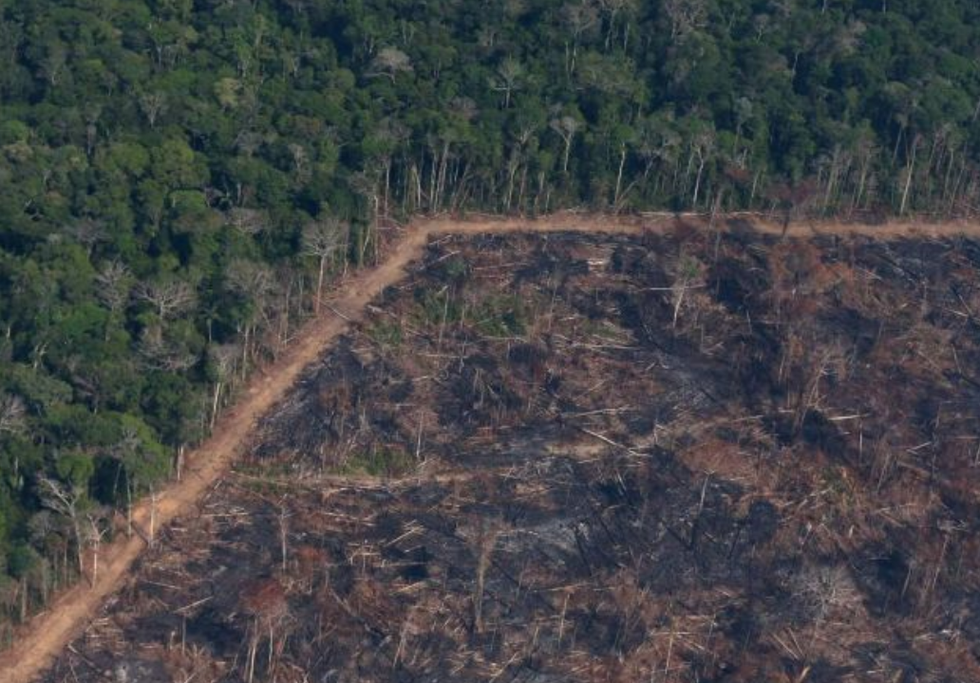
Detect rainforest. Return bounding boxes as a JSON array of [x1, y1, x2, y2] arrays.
[[1, 0, 980, 671]]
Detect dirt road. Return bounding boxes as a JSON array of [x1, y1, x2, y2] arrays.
[[1, 212, 977, 683]]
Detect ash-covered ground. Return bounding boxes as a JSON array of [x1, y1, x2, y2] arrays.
[[44, 224, 980, 682]]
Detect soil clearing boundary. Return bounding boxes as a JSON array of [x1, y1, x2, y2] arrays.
[[2, 212, 978, 683]]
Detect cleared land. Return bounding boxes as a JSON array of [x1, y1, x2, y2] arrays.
[[5, 214, 980, 683]]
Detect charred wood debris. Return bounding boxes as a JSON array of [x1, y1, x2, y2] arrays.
[[45, 223, 980, 683]]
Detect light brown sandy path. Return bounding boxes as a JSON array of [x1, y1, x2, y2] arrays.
[[2, 211, 980, 683]]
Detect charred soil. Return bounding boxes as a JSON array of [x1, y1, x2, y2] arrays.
[[37, 221, 980, 682]]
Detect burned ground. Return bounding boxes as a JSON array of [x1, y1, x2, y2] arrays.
[[43, 225, 980, 682]]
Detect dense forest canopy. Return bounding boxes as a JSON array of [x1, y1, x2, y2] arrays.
[[0, 0, 979, 627]]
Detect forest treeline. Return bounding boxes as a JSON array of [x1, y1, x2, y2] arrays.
[[0, 0, 979, 629]]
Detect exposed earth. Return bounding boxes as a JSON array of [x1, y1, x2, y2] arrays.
[[6, 214, 980, 683]]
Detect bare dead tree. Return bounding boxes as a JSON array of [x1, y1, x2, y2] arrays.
[[372, 118, 410, 217], [27, 511, 65, 588], [38, 477, 85, 580], [269, 263, 302, 352], [40, 46, 67, 86], [302, 218, 345, 313], [597, 0, 637, 50], [137, 326, 197, 372], [350, 171, 382, 264], [0, 393, 26, 435], [550, 116, 583, 174], [95, 261, 132, 315], [690, 128, 715, 208], [66, 218, 107, 257], [899, 133, 921, 216], [368, 47, 413, 81], [134, 278, 197, 321], [663, 0, 708, 39], [227, 259, 275, 302], [112, 427, 141, 539], [562, 1, 599, 75], [489, 58, 524, 108], [226, 259, 276, 375], [241, 579, 289, 683], [208, 343, 241, 429], [226, 207, 267, 237], [287, 143, 311, 184], [84, 512, 109, 587], [138, 91, 167, 128]]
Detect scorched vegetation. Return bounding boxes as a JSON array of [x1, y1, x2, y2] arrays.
[[42, 224, 980, 682]]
